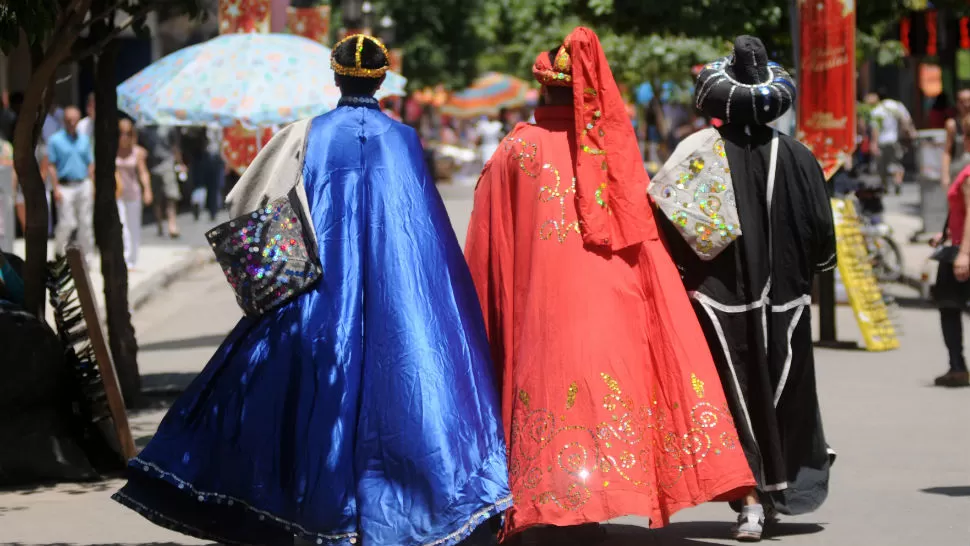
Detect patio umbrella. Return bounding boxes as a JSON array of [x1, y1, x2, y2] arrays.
[[440, 72, 530, 119], [118, 33, 407, 128]]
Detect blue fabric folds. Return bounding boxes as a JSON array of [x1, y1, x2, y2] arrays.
[[113, 104, 511, 546]]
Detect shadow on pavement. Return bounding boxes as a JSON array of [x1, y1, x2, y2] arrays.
[[139, 334, 227, 352], [141, 372, 199, 396], [602, 520, 825, 544], [0, 479, 120, 496], [922, 485, 970, 497]]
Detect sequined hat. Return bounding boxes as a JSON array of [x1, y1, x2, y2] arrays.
[[694, 36, 795, 126], [331, 34, 390, 79]]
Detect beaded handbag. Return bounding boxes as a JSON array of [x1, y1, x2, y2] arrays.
[[206, 187, 322, 317], [648, 128, 742, 261]]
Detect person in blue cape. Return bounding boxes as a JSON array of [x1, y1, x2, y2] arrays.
[[113, 34, 511, 546]]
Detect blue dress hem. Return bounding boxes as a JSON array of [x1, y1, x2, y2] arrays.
[[113, 455, 511, 546]]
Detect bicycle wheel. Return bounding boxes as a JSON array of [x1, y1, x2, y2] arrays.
[[872, 236, 904, 283]]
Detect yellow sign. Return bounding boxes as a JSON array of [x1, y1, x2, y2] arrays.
[[831, 198, 900, 351]]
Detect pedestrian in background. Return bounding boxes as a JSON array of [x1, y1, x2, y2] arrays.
[[115, 118, 152, 268], [867, 89, 916, 195], [185, 126, 225, 223], [76, 93, 95, 141], [140, 124, 182, 238], [41, 102, 64, 144], [941, 88, 970, 191], [928, 92, 956, 129], [930, 113, 970, 388], [47, 106, 94, 258]]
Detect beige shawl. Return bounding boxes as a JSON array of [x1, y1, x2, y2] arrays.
[[224, 118, 317, 248]]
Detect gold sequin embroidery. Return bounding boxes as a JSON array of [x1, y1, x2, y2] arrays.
[[519, 389, 530, 408], [504, 137, 541, 177], [509, 373, 738, 512], [538, 165, 580, 243], [566, 382, 578, 410], [691, 373, 705, 398]]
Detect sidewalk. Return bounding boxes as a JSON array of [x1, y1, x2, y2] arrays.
[[876, 183, 940, 295], [10, 209, 227, 320]]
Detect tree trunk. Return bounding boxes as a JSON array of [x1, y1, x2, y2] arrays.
[[92, 36, 141, 407], [11, 0, 92, 319]]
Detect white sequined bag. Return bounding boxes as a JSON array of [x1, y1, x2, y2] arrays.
[[648, 128, 741, 261]]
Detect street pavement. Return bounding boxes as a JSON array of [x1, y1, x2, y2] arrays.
[[11, 208, 229, 324], [1, 182, 969, 545]]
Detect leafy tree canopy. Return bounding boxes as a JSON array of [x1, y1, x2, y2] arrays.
[[0, 0, 205, 57]]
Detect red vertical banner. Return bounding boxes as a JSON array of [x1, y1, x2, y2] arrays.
[[219, 0, 271, 34], [796, 0, 856, 180], [287, 5, 332, 45], [219, 0, 273, 174]]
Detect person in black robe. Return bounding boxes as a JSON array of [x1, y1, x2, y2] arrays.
[[651, 36, 837, 542]]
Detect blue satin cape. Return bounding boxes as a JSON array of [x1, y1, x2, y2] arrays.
[[113, 100, 511, 546]]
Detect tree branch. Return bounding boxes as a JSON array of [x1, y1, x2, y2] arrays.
[[53, 0, 93, 39], [70, 2, 155, 63], [77, 0, 126, 33]]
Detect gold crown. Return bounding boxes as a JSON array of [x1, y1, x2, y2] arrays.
[[331, 34, 390, 78]]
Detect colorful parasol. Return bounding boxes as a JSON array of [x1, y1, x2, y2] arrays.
[[118, 32, 406, 128], [440, 72, 531, 119]]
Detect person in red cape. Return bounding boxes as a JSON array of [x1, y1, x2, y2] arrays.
[[464, 27, 755, 541]]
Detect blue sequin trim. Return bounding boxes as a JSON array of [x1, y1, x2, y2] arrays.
[[423, 494, 512, 546], [338, 95, 380, 109], [122, 456, 357, 544], [113, 490, 257, 546], [119, 456, 512, 546]]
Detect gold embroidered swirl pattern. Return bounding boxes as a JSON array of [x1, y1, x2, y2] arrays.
[[508, 373, 738, 512], [537, 163, 580, 243], [504, 137, 541, 178]]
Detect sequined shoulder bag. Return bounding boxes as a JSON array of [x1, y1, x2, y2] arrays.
[[206, 186, 322, 317], [647, 128, 744, 261]]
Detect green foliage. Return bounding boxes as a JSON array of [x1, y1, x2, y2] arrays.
[[0, 0, 205, 57], [471, 0, 729, 92], [0, 0, 60, 52], [369, 0, 488, 90]]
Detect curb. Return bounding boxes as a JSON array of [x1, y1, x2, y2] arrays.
[[129, 247, 215, 311]]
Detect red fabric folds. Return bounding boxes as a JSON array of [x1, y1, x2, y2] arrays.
[[466, 105, 755, 538], [532, 27, 655, 250]]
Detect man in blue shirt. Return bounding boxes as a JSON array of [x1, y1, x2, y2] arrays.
[[48, 106, 94, 257]]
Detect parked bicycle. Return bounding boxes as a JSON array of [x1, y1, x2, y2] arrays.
[[854, 183, 905, 284]]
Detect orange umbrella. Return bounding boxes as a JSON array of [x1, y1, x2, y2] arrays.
[[441, 72, 530, 119], [414, 86, 449, 107]]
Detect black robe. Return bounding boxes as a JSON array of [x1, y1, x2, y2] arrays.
[[658, 123, 837, 515]]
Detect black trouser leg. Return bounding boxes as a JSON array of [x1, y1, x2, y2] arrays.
[[940, 308, 968, 373]]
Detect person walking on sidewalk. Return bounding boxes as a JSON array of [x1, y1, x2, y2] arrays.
[[655, 37, 838, 542], [115, 119, 152, 268], [112, 35, 510, 546], [48, 106, 94, 258], [465, 27, 755, 543], [941, 88, 970, 191], [867, 89, 916, 195], [930, 114, 970, 388], [184, 126, 225, 222], [140, 124, 182, 238]]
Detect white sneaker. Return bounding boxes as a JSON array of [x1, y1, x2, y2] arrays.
[[732, 506, 765, 542]]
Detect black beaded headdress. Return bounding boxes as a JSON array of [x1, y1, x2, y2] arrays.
[[694, 36, 795, 126]]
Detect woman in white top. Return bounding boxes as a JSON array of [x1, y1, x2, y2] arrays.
[[115, 118, 152, 268]]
